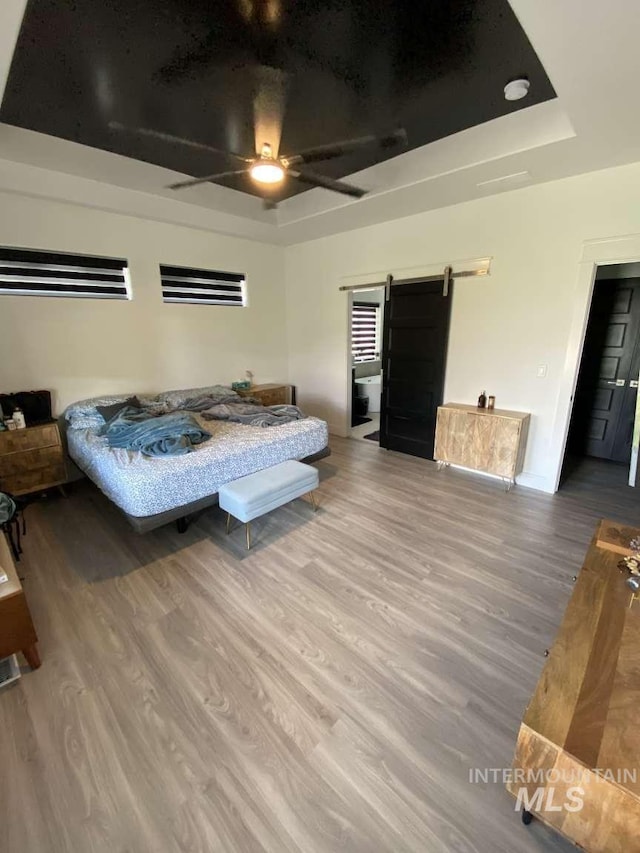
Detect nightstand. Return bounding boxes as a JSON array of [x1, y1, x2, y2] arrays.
[[0, 422, 67, 496], [237, 384, 295, 406]]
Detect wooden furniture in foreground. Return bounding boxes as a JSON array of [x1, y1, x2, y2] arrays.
[[0, 422, 66, 496], [0, 528, 40, 669], [433, 403, 530, 490], [507, 519, 640, 851], [237, 383, 295, 406], [594, 518, 637, 556]]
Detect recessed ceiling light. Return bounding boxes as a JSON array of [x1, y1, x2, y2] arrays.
[[504, 78, 530, 101]]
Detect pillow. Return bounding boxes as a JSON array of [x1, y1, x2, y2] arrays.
[[65, 392, 159, 417], [158, 385, 238, 410], [66, 414, 106, 431], [96, 395, 141, 423], [64, 392, 160, 430]]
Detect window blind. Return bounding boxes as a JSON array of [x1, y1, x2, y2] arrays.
[[0, 247, 130, 299], [352, 301, 380, 363], [160, 264, 246, 306]]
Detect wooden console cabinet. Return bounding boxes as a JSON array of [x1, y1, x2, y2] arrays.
[[237, 384, 295, 406], [0, 422, 66, 496], [434, 403, 530, 489], [0, 530, 40, 670], [507, 520, 640, 850]]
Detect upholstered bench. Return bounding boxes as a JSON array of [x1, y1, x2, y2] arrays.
[[218, 460, 319, 549]]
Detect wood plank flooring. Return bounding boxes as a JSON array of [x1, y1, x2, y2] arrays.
[[1, 440, 637, 852]]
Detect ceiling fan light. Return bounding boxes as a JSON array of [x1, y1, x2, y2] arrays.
[[250, 160, 285, 184]]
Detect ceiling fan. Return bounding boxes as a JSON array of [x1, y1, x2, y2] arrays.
[[109, 121, 408, 208]]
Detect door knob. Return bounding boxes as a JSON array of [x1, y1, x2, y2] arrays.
[[605, 379, 626, 386], [631, 380, 639, 389]]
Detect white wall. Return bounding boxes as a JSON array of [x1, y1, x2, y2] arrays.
[[4, 160, 640, 493], [285, 161, 640, 492], [0, 191, 286, 412]]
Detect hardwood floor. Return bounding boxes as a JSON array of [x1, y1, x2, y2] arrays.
[[1, 439, 638, 852]]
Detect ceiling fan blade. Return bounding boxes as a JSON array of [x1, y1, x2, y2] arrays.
[[289, 169, 367, 199], [284, 128, 407, 166], [254, 65, 289, 159], [109, 121, 253, 165], [167, 170, 249, 190]]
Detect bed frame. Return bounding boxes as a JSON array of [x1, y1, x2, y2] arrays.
[[120, 446, 331, 534]]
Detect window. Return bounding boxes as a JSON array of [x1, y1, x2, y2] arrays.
[[352, 300, 382, 362], [160, 264, 246, 306], [0, 247, 130, 299]]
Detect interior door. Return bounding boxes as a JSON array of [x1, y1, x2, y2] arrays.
[[582, 279, 640, 460], [612, 307, 640, 462], [379, 279, 453, 458]]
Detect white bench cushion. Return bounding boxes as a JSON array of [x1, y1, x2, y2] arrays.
[[218, 460, 319, 523]]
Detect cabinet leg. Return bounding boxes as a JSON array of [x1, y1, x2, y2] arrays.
[[521, 809, 533, 825], [22, 644, 41, 670]]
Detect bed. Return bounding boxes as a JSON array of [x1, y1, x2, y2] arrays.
[[64, 387, 330, 533]]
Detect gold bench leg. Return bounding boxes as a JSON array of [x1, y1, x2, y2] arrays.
[[309, 491, 318, 512], [225, 513, 251, 549]]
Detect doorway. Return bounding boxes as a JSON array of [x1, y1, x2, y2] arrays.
[[562, 263, 640, 490], [349, 287, 385, 443]]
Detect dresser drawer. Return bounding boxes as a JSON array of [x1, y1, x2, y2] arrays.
[[0, 424, 60, 453], [0, 444, 63, 475], [254, 388, 288, 406], [0, 427, 66, 495], [238, 385, 291, 406], [0, 461, 66, 495]]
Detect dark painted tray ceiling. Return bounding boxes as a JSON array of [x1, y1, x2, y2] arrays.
[[1, 0, 556, 201]]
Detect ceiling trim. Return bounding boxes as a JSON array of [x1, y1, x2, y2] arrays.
[[275, 100, 574, 226], [1, 1, 640, 247], [0, 156, 280, 245]]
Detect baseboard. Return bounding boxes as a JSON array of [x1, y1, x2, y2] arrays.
[[516, 471, 556, 493], [446, 463, 555, 494], [327, 421, 349, 438]]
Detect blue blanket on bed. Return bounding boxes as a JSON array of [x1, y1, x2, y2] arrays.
[[101, 407, 211, 457]]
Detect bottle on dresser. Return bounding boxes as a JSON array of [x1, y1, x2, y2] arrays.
[[12, 407, 26, 429]]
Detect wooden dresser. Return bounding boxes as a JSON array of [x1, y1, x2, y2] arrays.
[[0, 529, 40, 669], [0, 422, 67, 496], [434, 403, 530, 490], [237, 384, 295, 406], [507, 520, 640, 850]]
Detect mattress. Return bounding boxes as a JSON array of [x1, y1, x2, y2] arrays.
[[67, 414, 329, 518]]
